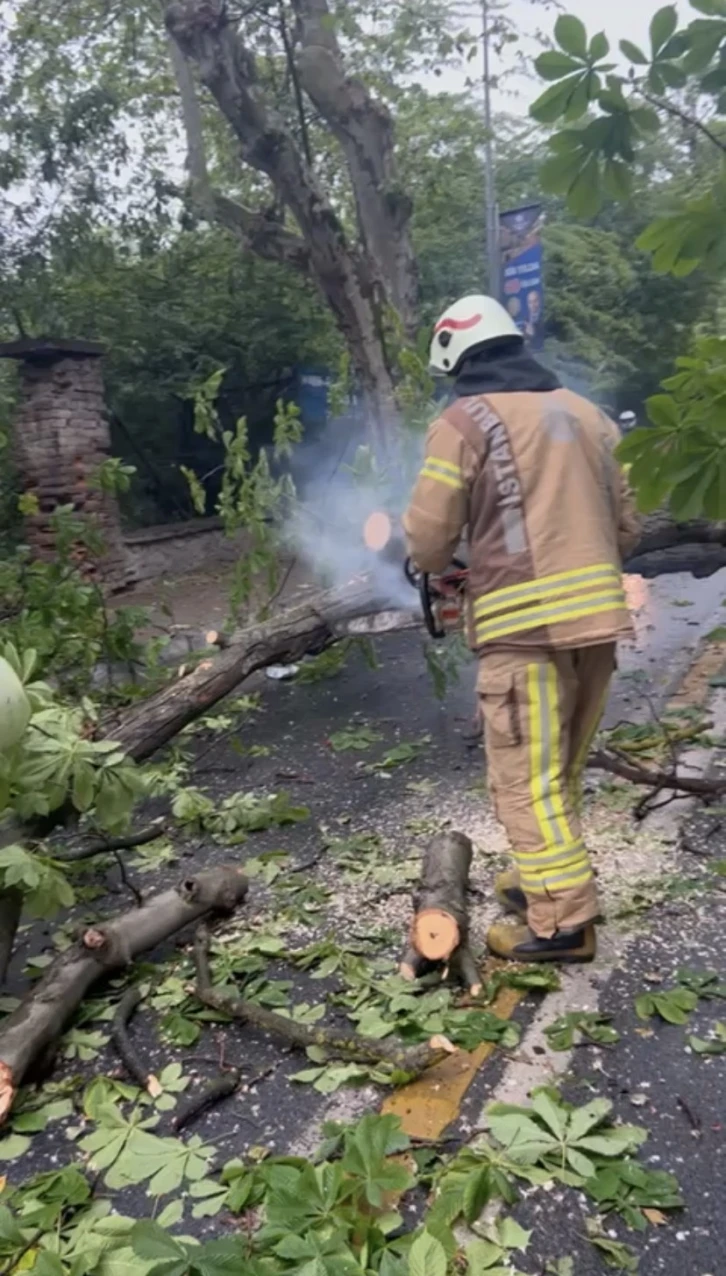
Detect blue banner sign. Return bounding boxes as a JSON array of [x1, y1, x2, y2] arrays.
[[499, 203, 544, 350]]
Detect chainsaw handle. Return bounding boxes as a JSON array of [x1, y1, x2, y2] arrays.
[[404, 557, 420, 588], [419, 572, 443, 639]]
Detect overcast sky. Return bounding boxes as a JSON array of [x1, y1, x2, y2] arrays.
[[431, 0, 661, 112]]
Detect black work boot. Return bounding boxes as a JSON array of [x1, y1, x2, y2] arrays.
[[487, 921, 596, 964], [494, 870, 527, 922]]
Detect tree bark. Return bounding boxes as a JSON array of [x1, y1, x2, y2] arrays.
[[625, 512, 726, 577], [399, 831, 482, 996], [0, 821, 24, 987], [0, 890, 22, 989], [106, 579, 419, 761], [0, 865, 249, 1121], [292, 0, 419, 339], [164, 0, 404, 431]]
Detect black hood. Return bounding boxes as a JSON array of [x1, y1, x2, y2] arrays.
[[452, 341, 561, 398]]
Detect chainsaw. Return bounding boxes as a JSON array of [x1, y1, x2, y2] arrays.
[[404, 555, 469, 640], [362, 509, 469, 639]]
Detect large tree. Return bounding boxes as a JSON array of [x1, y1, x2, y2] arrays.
[[1, 0, 476, 432]]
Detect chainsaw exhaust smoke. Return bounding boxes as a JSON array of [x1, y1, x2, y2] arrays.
[[285, 428, 418, 610]]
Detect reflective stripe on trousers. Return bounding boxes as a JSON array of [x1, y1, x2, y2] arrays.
[[517, 661, 593, 896]]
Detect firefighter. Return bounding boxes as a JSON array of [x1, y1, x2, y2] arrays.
[[403, 294, 641, 963]]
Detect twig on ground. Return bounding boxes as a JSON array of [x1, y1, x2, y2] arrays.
[[111, 849, 144, 907], [0, 1228, 45, 1275], [172, 1070, 240, 1131], [193, 925, 450, 1074], [588, 748, 726, 797], [677, 1094, 702, 1131], [55, 819, 167, 862], [111, 987, 162, 1097]]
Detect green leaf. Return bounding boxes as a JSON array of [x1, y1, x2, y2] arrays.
[[31, 1256, 64, 1276], [532, 1091, 567, 1138], [0, 1132, 31, 1159], [536, 50, 584, 80], [465, 1238, 507, 1273], [555, 14, 588, 57], [568, 1097, 614, 1140], [131, 1220, 187, 1263], [568, 158, 602, 217], [492, 1217, 530, 1250], [530, 76, 584, 124], [328, 726, 383, 752], [544, 1011, 619, 1051], [589, 1232, 639, 1271], [650, 5, 678, 54], [341, 1113, 413, 1207], [636, 986, 698, 1023], [589, 31, 610, 59], [603, 160, 632, 202], [658, 61, 688, 87], [620, 38, 649, 62], [462, 1167, 494, 1224], [408, 1230, 447, 1276], [689, 1021, 726, 1054]]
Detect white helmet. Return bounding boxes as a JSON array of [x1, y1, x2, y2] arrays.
[[619, 410, 636, 425], [429, 293, 522, 376]]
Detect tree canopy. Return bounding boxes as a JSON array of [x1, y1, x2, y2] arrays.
[[1, 0, 725, 518], [531, 1, 726, 517]]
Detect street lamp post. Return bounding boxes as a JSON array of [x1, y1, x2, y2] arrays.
[[481, 0, 499, 297]]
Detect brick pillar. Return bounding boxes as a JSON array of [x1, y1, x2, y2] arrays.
[[0, 338, 129, 588]]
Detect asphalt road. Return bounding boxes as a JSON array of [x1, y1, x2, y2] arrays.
[[6, 566, 726, 1266]]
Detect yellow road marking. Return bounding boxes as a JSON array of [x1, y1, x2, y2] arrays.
[[380, 978, 523, 1140], [668, 639, 726, 712]]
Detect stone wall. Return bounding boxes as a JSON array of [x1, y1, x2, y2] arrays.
[[2, 341, 129, 588]]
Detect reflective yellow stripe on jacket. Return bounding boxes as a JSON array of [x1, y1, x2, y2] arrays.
[[474, 563, 626, 645], [418, 456, 464, 491]]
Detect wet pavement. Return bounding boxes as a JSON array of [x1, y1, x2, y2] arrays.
[[6, 566, 726, 1267]]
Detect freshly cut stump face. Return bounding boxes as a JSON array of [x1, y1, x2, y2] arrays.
[[413, 908, 460, 961]]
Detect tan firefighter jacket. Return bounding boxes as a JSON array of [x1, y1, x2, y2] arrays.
[[403, 388, 641, 653]]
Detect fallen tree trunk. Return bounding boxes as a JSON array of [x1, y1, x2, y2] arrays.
[[629, 511, 726, 557], [399, 831, 482, 996], [0, 865, 249, 1121], [102, 511, 726, 765], [106, 579, 419, 761], [625, 512, 726, 578]]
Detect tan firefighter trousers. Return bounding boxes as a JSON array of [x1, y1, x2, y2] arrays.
[[478, 642, 616, 938]]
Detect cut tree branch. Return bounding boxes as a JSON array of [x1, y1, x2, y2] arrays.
[[0, 890, 22, 988], [55, 819, 168, 862], [400, 831, 482, 996], [193, 925, 450, 1075], [588, 748, 726, 797], [0, 866, 249, 1120], [105, 577, 419, 760], [112, 987, 162, 1097]]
